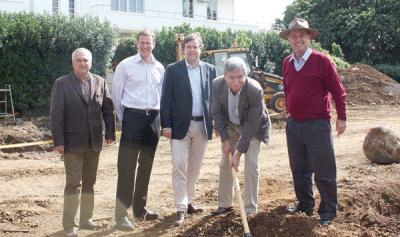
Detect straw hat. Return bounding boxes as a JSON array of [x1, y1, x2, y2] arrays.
[[279, 18, 319, 40]]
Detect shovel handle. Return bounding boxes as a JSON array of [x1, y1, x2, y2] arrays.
[[228, 153, 252, 236]]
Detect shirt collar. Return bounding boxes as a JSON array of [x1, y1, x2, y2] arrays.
[[133, 53, 155, 64], [289, 48, 313, 63], [185, 59, 200, 69], [228, 87, 242, 96]]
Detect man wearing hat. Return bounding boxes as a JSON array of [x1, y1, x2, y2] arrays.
[[279, 18, 347, 225]]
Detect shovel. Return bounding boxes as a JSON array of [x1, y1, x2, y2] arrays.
[[228, 153, 253, 237]]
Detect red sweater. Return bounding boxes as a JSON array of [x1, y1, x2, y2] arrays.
[[283, 50, 347, 121]]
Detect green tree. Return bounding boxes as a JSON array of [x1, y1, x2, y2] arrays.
[[282, 0, 400, 65]]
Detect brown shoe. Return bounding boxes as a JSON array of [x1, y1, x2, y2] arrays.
[[134, 207, 159, 221], [211, 207, 233, 216], [187, 203, 204, 214]]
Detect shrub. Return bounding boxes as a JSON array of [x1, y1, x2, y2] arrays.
[[373, 64, 400, 82], [0, 12, 117, 113]]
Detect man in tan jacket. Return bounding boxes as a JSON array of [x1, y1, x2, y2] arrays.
[[211, 57, 271, 216]]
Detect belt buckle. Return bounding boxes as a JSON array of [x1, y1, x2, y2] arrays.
[[146, 110, 150, 116]]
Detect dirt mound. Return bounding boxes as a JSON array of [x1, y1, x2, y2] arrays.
[[339, 64, 400, 106], [339, 182, 400, 236], [0, 118, 52, 153]]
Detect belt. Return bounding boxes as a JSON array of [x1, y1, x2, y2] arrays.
[[191, 116, 203, 121], [125, 108, 158, 115]]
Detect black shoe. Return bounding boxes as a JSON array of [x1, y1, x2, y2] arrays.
[[79, 219, 102, 230], [64, 227, 78, 237], [115, 217, 134, 231], [134, 207, 159, 220], [187, 203, 204, 214], [175, 211, 185, 226], [211, 207, 233, 216], [319, 218, 333, 225], [287, 206, 314, 216]]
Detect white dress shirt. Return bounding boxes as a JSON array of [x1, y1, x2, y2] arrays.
[[112, 53, 165, 120], [228, 87, 241, 125], [186, 60, 203, 117], [289, 48, 313, 71]]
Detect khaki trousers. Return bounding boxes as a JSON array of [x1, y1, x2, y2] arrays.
[[63, 150, 99, 229], [218, 124, 261, 214], [171, 120, 208, 212]]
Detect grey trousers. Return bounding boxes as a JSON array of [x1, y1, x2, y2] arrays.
[[286, 117, 337, 220], [63, 149, 100, 229], [217, 123, 261, 214]]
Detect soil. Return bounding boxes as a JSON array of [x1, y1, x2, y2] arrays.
[[1, 105, 400, 237], [339, 64, 400, 106]]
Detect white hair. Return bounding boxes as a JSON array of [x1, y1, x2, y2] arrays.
[[224, 57, 248, 75], [71, 48, 92, 62]]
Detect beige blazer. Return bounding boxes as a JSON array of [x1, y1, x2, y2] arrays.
[[211, 76, 271, 153]]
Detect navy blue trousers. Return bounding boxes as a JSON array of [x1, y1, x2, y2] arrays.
[[115, 109, 160, 220], [286, 117, 337, 219]]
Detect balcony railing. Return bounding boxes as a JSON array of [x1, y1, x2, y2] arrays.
[[90, 4, 269, 27]]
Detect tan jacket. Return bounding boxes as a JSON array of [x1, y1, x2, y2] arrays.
[[212, 76, 271, 153]]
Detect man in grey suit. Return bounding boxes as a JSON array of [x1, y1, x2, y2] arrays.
[[211, 57, 271, 216], [160, 33, 217, 225], [50, 48, 115, 237]]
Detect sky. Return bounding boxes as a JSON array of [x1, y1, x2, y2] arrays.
[[235, 0, 294, 29]]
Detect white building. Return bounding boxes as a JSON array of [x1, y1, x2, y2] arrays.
[[0, 0, 268, 32]]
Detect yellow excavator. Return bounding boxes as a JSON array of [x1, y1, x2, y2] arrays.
[[176, 34, 285, 113]]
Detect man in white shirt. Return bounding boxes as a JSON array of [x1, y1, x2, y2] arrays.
[[112, 29, 164, 231], [160, 33, 217, 225]]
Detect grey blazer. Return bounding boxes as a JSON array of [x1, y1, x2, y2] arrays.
[[212, 76, 271, 153], [50, 72, 115, 153]]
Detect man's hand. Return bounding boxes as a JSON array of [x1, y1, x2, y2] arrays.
[[214, 129, 220, 137], [54, 145, 64, 154], [105, 139, 114, 146], [162, 128, 172, 139], [222, 140, 233, 156], [336, 119, 346, 137], [231, 151, 242, 171]]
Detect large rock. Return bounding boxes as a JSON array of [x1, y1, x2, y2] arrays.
[[363, 127, 400, 164]]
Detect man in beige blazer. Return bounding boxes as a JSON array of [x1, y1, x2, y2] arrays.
[[211, 57, 271, 215], [50, 48, 115, 237]]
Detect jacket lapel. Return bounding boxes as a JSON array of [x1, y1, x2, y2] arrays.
[[180, 60, 192, 97], [221, 79, 229, 114], [70, 73, 88, 105], [238, 78, 249, 120], [89, 73, 97, 103]]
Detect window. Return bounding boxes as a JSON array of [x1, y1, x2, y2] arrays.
[[69, 0, 75, 16], [111, 0, 118, 10], [129, 0, 144, 12], [111, 0, 144, 13], [207, 0, 217, 20], [52, 0, 59, 15], [183, 0, 193, 18]]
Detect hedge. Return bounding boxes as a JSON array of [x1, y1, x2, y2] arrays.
[[112, 23, 349, 77], [373, 64, 400, 82], [0, 12, 117, 113]]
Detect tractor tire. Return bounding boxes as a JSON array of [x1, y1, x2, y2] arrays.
[[270, 92, 285, 113]]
